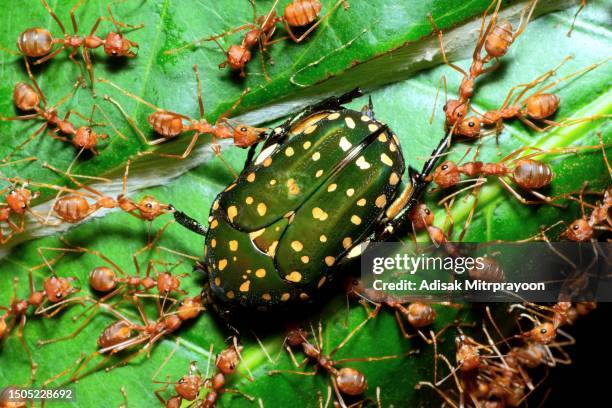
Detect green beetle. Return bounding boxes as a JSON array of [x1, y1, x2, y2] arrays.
[[173, 89, 450, 314]]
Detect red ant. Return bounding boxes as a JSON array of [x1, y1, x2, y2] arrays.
[[41, 159, 172, 224], [345, 277, 439, 344], [154, 342, 254, 407], [0, 178, 48, 244], [427, 144, 608, 207], [44, 292, 205, 384], [567, 1, 587, 37], [429, 0, 538, 129], [166, 0, 348, 80], [3, 0, 142, 90], [100, 65, 268, 160], [0, 255, 83, 382], [270, 319, 407, 406], [465, 57, 610, 138], [0, 60, 120, 163], [562, 184, 612, 242]]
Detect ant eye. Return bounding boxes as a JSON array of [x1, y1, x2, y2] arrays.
[[441, 165, 448, 170], [468, 121, 475, 127], [21, 205, 26, 209], [540, 328, 547, 334], [56, 292, 63, 299], [573, 225, 580, 230], [240, 127, 247, 132], [425, 209, 431, 215], [146, 203, 153, 209]]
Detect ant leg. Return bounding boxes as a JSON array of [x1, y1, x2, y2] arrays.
[[99, 78, 164, 111], [429, 75, 448, 124], [32, 44, 68, 65], [41, 0, 67, 34], [0, 45, 19, 56], [146, 133, 200, 160], [2, 123, 48, 163], [107, 0, 145, 32], [506, 56, 573, 107], [23, 58, 47, 106], [283, 0, 347, 44], [567, 0, 586, 37], [219, 87, 251, 119], [69, 0, 86, 34], [102, 95, 167, 146], [528, 58, 609, 100], [82, 49, 96, 91], [512, 0, 538, 41], [427, 15, 467, 77], [16, 314, 38, 383], [328, 313, 373, 357], [497, 177, 564, 207], [51, 78, 82, 110], [473, 0, 501, 60], [415, 381, 459, 408], [164, 23, 256, 55], [193, 65, 205, 118]]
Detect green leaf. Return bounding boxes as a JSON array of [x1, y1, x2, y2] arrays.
[[0, 1, 610, 407]]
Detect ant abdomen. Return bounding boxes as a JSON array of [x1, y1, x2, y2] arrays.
[[524, 93, 560, 120], [284, 0, 322, 27], [90, 266, 117, 292], [98, 320, 133, 349], [53, 195, 92, 223], [468, 257, 505, 283], [148, 112, 185, 138], [512, 159, 553, 189], [335, 367, 368, 396], [13, 82, 40, 111], [485, 21, 513, 58], [17, 28, 54, 57]]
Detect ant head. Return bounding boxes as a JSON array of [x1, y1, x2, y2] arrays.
[[157, 272, 180, 294], [138, 196, 170, 220], [564, 218, 592, 242], [103, 32, 138, 58], [90, 266, 117, 292], [443, 99, 468, 125], [99, 320, 133, 349], [177, 296, 204, 321], [13, 82, 40, 111], [232, 125, 267, 148], [43, 276, 77, 303], [456, 339, 480, 372], [407, 302, 436, 328], [175, 374, 202, 401], [285, 323, 308, 347], [73, 126, 98, 149], [455, 116, 481, 138], [336, 367, 368, 396], [431, 160, 460, 188], [6, 185, 34, 214], [215, 346, 240, 375], [227, 45, 251, 70], [528, 322, 556, 345], [343, 276, 364, 299], [408, 203, 434, 230]]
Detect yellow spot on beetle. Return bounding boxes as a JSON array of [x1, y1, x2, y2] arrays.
[[211, 239, 217, 248], [249, 228, 265, 240], [378, 133, 387, 142], [389, 172, 400, 185], [356, 156, 371, 170], [214, 277, 221, 286], [346, 188, 355, 197], [285, 147, 294, 157], [212, 200, 219, 210], [389, 142, 397, 152], [291, 241, 304, 252], [224, 183, 236, 192], [369, 123, 380, 132], [304, 124, 318, 134], [226, 291, 235, 299], [210, 219, 219, 229], [351, 215, 362, 225], [270, 179, 277, 185], [267, 241, 278, 257], [301, 256, 310, 264], [286, 271, 302, 283], [245, 196, 254, 205], [345, 116, 356, 129], [342, 237, 352, 249], [300, 293, 309, 300], [327, 183, 337, 192], [287, 178, 300, 195], [375, 194, 387, 208], [218, 259, 228, 271], [257, 203, 267, 216], [381, 153, 393, 166], [227, 206, 238, 222], [327, 112, 341, 120], [229, 240, 238, 251], [281, 293, 290, 301], [325, 256, 335, 266], [361, 115, 370, 122], [255, 268, 266, 278], [303, 141, 312, 149], [315, 169, 323, 178], [262, 293, 271, 301], [312, 207, 329, 221], [246, 172, 256, 182], [263, 157, 273, 167], [239, 280, 251, 292], [320, 235, 327, 242], [339, 137, 352, 151], [312, 152, 321, 161]]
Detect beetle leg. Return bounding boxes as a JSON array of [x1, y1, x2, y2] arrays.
[[171, 206, 207, 236]]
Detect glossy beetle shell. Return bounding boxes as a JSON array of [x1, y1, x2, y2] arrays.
[[203, 108, 405, 311]]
